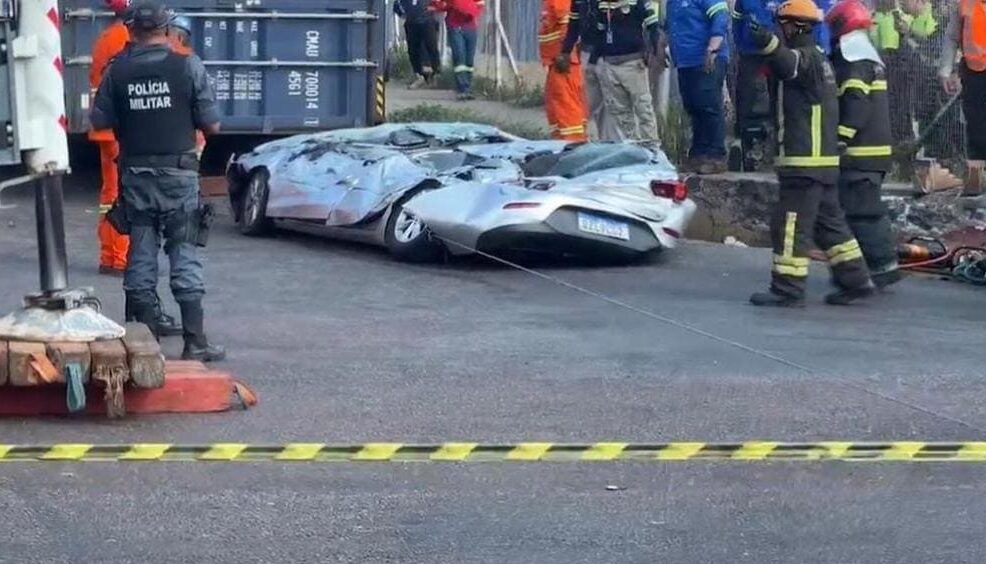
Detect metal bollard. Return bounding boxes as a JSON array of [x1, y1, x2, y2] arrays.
[[33, 173, 68, 294]]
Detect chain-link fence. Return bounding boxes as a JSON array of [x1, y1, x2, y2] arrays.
[[872, 0, 966, 173], [387, 0, 969, 178]]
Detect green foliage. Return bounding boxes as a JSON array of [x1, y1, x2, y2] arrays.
[[657, 103, 691, 167], [389, 103, 549, 140], [388, 46, 414, 81]]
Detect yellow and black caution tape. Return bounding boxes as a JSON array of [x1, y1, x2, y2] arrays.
[[374, 75, 386, 124], [3, 442, 986, 462]]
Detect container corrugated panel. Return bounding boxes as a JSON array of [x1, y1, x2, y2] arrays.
[[60, 0, 387, 135]]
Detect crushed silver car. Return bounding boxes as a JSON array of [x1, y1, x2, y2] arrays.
[[226, 123, 696, 262]]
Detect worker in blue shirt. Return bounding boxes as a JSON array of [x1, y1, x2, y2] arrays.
[[813, 0, 832, 54], [666, 0, 731, 173]]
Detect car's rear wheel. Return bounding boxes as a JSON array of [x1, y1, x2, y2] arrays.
[[385, 191, 444, 262], [239, 169, 272, 236]]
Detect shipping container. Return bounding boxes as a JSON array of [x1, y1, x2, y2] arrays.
[[59, 0, 387, 136]]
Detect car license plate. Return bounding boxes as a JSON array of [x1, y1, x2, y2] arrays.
[[577, 212, 630, 240]]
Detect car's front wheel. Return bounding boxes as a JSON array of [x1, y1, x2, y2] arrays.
[[384, 192, 444, 262], [239, 169, 273, 236]]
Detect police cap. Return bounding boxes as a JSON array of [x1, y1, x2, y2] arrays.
[[129, 0, 171, 31]]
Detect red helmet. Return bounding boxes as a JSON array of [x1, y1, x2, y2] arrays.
[[105, 0, 130, 16], [825, 0, 873, 39]]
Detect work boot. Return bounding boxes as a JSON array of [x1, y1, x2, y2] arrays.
[[155, 310, 183, 337], [125, 295, 160, 337], [696, 158, 727, 175], [872, 269, 903, 290], [178, 300, 226, 362], [824, 282, 876, 305], [678, 156, 700, 173], [749, 290, 805, 308], [408, 75, 426, 90]]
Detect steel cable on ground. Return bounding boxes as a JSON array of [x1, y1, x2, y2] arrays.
[[432, 235, 986, 434]]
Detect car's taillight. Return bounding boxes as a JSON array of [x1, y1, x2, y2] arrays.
[[651, 179, 688, 202], [502, 202, 542, 210], [663, 227, 681, 239]]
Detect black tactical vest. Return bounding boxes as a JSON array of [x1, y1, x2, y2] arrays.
[[110, 50, 196, 158]]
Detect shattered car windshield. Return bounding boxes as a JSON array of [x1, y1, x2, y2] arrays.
[[413, 151, 490, 173], [521, 144, 656, 179]]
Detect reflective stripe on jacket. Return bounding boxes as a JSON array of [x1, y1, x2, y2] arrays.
[[666, 0, 730, 68], [833, 51, 893, 172], [540, 0, 578, 64], [562, 0, 662, 60], [760, 38, 841, 182]]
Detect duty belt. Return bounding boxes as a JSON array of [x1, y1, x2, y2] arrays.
[[121, 153, 199, 171], [602, 52, 644, 65]]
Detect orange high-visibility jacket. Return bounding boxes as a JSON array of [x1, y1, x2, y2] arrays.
[[539, 0, 578, 65], [960, 0, 986, 71], [88, 20, 130, 142]]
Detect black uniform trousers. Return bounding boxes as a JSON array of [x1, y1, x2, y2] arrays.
[[838, 170, 898, 275], [770, 176, 871, 298], [961, 62, 986, 161], [735, 54, 778, 140], [404, 19, 441, 77]]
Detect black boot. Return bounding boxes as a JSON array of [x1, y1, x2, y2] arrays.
[[872, 269, 903, 290], [750, 290, 805, 308], [125, 293, 160, 337], [154, 303, 184, 337], [825, 282, 876, 305], [178, 300, 226, 362]]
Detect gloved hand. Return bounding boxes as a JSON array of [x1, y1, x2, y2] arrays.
[[750, 22, 777, 52], [553, 54, 571, 73]]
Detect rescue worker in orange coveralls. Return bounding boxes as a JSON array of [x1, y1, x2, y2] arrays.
[[89, 0, 131, 276], [540, 0, 588, 141], [90, 0, 182, 335]]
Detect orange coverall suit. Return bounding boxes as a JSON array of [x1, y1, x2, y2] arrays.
[[540, 0, 587, 141], [89, 19, 130, 270]]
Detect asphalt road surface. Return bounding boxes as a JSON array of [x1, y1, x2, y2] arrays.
[[1, 179, 985, 563]]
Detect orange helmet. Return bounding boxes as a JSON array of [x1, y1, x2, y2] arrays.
[[776, 0, 823, 23]]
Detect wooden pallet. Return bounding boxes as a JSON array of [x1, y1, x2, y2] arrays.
[[1, 322, 164, 390]]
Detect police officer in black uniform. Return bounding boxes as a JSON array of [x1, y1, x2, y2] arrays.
[[91, 0, 225, 361], [748, 0, 874, 307]]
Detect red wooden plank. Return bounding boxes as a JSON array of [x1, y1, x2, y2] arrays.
[[0, 363, 242, 416]]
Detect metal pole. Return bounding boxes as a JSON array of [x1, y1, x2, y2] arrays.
[[494, 0, 502, 88], [34, 173, 68, 293]]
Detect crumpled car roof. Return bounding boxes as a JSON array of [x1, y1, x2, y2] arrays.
[[245, 122, 518, 157], [233, 123, 678, 229]]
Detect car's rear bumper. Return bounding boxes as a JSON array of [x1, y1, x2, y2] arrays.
[[476, 207, 662, 259]]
